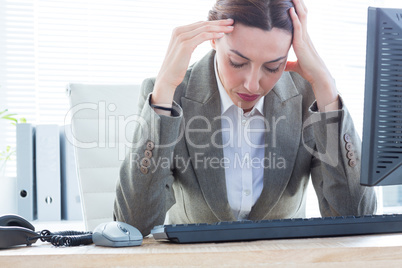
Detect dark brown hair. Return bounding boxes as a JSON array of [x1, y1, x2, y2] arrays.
[[208, 0, 294, 35]]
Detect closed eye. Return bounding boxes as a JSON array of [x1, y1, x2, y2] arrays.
[[228, 58, 247, 69], [264, 66, 280, 73], [229, 57, 282, 73]]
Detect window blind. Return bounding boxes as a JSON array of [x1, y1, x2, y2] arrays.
[[0, 0, 215, 176], [2, 0, 216, 125], [0, 0, 35, 177]]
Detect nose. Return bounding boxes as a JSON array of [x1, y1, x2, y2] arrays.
[[243, 67, 260, 93]]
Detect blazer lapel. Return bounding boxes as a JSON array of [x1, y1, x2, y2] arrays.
[[181, 50, 235, 221], [248, 72, 303, 220]]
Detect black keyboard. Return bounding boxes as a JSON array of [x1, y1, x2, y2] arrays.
[[151, 214, 402, 243]]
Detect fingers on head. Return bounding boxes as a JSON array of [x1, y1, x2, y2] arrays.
[[172, 20, 232, 41], [171, 21, 205, 38], [300, 0, 308, 14], [290, 7, 302, 28], [292, 0, 308, 21]]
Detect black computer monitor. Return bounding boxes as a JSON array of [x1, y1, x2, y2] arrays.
[[361, 7, 402, 186]]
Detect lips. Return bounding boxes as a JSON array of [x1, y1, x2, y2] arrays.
[[238, 93, 260, 102]]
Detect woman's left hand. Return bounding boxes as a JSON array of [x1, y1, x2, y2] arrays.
[[285, 0, 339, 111]]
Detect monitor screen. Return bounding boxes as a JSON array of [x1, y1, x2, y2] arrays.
[[361, 7, 402, 186]]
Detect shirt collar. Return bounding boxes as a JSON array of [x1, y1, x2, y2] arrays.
[[214, 54, 265, 117]]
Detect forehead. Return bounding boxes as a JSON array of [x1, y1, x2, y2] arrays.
[[222, 23, 292, 62]]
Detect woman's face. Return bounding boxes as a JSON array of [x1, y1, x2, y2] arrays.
[[211, 23, 292, 112]]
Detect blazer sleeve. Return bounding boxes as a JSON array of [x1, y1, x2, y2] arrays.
[[309, 97, 377, 216], [113, 78, 183, 236]]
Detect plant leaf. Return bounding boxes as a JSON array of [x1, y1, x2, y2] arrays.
[[2, 113, 17, 117], [1, 115, 18, 123]]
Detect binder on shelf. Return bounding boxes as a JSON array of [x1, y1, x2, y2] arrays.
[[16, 123, 36, 221], [60, 125, 83, 220], [35, 124, 61, 221]]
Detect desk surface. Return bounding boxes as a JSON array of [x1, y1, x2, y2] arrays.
[[1, 231, 402, 267]]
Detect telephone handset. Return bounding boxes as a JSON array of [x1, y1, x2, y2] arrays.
[[0, 214, 92, 249], [0, 214, 39, 248]]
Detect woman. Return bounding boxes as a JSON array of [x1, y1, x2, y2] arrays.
[[114, 0, 376, 236]]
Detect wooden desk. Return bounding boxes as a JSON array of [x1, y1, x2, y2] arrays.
[[1, 233, 402, 267]]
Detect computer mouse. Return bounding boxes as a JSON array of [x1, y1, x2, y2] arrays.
[[92, 221, 143, 247]]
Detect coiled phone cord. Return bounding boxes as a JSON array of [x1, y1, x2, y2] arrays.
[[28, 230, 93, 247]]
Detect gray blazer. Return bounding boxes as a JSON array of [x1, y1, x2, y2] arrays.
[[114, 50, 376, 236]]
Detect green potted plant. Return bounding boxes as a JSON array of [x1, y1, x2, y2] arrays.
[[0, 109, 26, 215]]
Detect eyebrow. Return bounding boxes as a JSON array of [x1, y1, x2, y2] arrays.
[[230, 49, 286, 64]]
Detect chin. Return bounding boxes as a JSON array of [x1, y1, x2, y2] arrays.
[[243, 100, 258, 108], [242, 105, 254, 113]]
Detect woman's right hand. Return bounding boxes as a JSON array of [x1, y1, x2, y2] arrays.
[[152, 19, 234, 109]]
